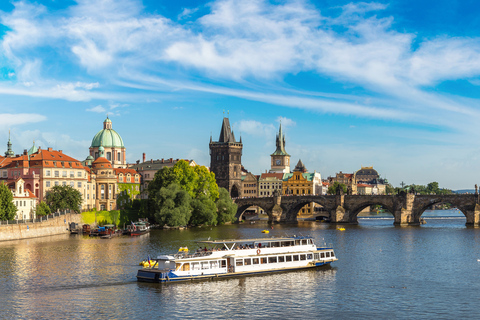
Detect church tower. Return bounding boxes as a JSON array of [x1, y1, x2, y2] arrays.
[[209, 117, 243, 198], [270, 123, 290, 173], [5, 131, 15, 158]]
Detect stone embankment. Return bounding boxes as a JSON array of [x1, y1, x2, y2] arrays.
[[0, 213, 82, 241]]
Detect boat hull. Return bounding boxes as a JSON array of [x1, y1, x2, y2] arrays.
[[137, 260, 336, 283]]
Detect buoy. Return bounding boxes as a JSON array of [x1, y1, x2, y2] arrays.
[[262, 230, 269, 234], [337, 227, 345, 231]]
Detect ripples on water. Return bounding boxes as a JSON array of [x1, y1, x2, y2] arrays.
[[2, 213, 480, 319]]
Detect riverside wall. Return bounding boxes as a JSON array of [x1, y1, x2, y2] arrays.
[[0, 213, 82, 241]]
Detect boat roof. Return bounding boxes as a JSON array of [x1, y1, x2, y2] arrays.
[[196, 236, 313, 245]]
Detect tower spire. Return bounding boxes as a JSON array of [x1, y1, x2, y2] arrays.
[[5, 130, 15, 157]]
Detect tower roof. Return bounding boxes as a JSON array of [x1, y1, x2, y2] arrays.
[[293, 159, 307, 173], [91, 117, 125, 148], [271, 123, 290, 156], [218, 117, 237, 143]]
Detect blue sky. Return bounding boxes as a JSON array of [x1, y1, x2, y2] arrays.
[[1, 0, 480, 190]]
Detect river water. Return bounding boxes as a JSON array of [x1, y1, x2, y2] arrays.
[[2, 210, 480, 319]]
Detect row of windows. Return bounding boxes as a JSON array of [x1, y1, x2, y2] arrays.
[[45, 170, 83, 178], [15, 200, 28, 207], [259, 184, 282, 189]]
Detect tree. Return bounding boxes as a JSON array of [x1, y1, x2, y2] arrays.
[[0, 183, 16, 221], [35, 201, 51, 217], [216, 187, 237, 224], [385, 183, 395, 195], [327, 182, 347, 195], [148, 161, 221, 227], [190, 194, 217, 226], [154, 183, 192, 227], [44, 185, 82, 213]]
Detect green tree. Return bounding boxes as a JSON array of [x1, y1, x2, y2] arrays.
[[216, 187, 237, 224], [327, 182, 347, 195], [385, 183, 395, 195], [190, 194, 217, 226], [193, 165, 219, 201], [35, 201, 51, 217], [0, 183, 16, 220], [45, 185, 82, 213], [154, 183, 192, 227]]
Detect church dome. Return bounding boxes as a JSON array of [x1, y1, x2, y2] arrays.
[[90, 117, 124, 148], [92, 156, 112, 169]]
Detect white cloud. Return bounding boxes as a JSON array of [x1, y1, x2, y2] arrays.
[[277, 116, 296, 128], [0, 113, 47, 127], [236, 120, 275, 137], [87, 105, 107, 113]]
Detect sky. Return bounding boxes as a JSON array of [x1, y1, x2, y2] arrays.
[[1, 0, 480, 190]]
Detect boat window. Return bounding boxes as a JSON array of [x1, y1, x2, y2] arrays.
[[320, 252, 325, 258], [221, 260, 227, 268], [307, 254, 312, 260], [236, 259, 244, 266], [253, 258, 259, 265], [272, 242, 280, 248], [192, 262, 200, 270], [295, 240, 300, 246], [210, 261, 218, 269], [314, 253, 319, 260], [260, 257, 267, 264], [278, 256, 285, 263], [201, 262, 209, 269], [244, 258, 252, 265], [300, 254, 306, 261], [286, 255, 292, 262], [302, 240, 308, 245], [326, 252, 330, 258], [175, 263, 182, 271], [293, 255, 299, 261], [331, 251, 335, 257], [268, 256, 277, 263]]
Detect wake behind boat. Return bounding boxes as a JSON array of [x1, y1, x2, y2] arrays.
[[137, 236, 337, 283]]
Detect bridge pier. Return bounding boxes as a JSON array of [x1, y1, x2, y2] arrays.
[[465, 204, 480, 226], [269, 195, 283, 222]]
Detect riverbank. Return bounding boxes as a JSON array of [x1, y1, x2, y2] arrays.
[[0, 213, 81, 241]]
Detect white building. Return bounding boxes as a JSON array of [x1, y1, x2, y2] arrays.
[[8, 178, 37, 220]]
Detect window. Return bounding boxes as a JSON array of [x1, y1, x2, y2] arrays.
[[77, 171, 82, 177], [331, 251, 335, 257], [260, 257, 267, 264], [46, 170, 51, 176], [87, 194, 89, 200], [78, 182, 82, 188], [244, 258, 252, 265], [201, 262, 209, 270], [236, 259, 243, 266], [106, 152, 111, 161], [221, 260, 227, 268], [54, 171, 59, 177], [321, 252, 325, 258], [46, 181, 51, 187], [192, 262, 199, 270], [326, 252, 330, 258], [268, 256, 277, 263], [300, 254, 306, 261], [286, 255, 292, 262], [278, 256, 285, 263], [55, 181, 59, 186], [253, 258, 259, 265], [293, 255, 299, 261], [307, 254, 313, 260], [314, 253, 319, 260], [62, 182, 66, 186], [118, 152, 121, 162], [70, 182, 74, 187], [70, 171, 74, 177], [62, 171, 67, 177]]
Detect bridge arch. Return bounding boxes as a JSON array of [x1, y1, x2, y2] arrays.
[[283, 196, 336, 222], [413, 197, 469, 220], [235, 203, 270, 221]]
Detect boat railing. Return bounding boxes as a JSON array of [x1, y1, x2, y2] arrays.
[[174, 251, 214, 259]]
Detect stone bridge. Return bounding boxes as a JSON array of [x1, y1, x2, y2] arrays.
[[234, 192, 480, 226]]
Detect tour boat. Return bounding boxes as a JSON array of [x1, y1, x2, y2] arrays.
[[136, 236, 337, 283]]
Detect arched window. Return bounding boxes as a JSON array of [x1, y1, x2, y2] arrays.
[[106, 152, 111, 161]]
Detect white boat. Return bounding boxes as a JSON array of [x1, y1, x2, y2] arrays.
[[136, 236, 337, 283]]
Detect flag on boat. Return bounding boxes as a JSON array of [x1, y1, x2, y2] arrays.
[[131, 221, 136, 230], [148, 255, 151, 266]]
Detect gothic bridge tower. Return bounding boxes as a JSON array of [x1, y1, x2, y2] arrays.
[[209, 117, 243, 198]]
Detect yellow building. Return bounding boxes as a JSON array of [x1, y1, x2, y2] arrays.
[[283, 160, 316, 216]]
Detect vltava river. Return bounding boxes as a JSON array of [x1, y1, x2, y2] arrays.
[[2, 210, 480, 319]]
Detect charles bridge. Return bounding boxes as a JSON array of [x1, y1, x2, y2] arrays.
[[234, 191, 480, 226]]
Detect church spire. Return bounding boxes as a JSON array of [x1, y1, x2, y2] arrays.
[[5, 130, 15, 157], [271, 122, 289, 156]]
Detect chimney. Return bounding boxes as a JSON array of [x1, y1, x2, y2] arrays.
[[136, 160, 140, 164], [48, 147, 52, 151], [143, 153, 146, 163], [24, 149, 27, 155], [169, 158, 173, 163], [59, 150, 62, 153], [161, 159, 164, 163]]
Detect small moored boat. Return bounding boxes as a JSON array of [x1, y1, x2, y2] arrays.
[[137, 236, 337, 283]]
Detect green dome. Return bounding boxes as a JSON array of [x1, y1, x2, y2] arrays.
[[90, 117, 124, 148]]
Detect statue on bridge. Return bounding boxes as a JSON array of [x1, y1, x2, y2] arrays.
[[475, 184, 478, 195]]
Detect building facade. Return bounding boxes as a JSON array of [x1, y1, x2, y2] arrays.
[[209, 117, 243, 197], [7, 178, 37, 220]]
